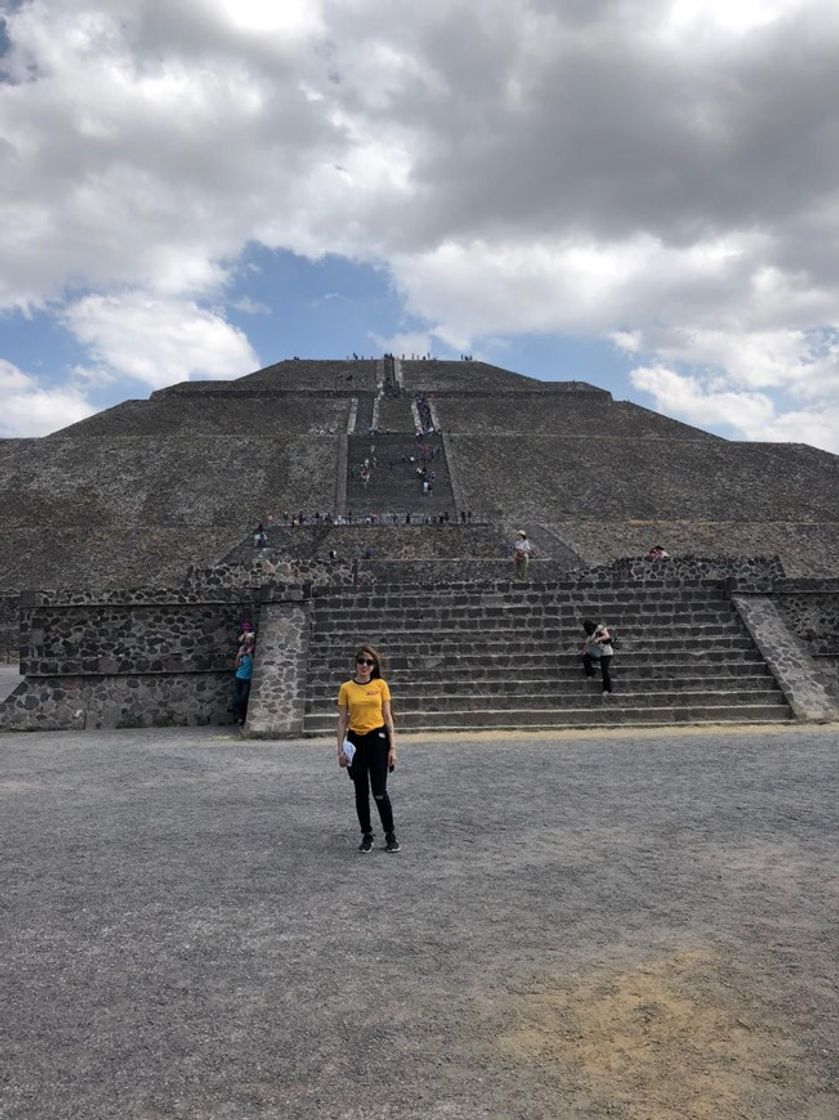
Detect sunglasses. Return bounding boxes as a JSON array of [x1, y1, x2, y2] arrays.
[[356, 658, 375, 666]]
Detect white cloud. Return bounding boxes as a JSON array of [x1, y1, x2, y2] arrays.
[[369, 330, 437, 358], [0, 359, 96, 437], [61, 293, 260, 387], [2, 0, 839, 444], [629, 364, 839, 453], [630, 365, 775, 429], [232, 296, 271, 315], [0, 359, 32, 391]]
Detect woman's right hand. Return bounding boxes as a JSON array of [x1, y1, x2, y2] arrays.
[[338, 753, 348, 768]]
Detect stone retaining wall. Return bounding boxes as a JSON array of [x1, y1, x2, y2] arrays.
[[732, 594, 839, 721], [773, 586, 839, 649], [355, 554, 782, 589], [20, 600, 254, 677], [1, 671, 234, 731], [770, 582, 839, 680], [245, 602, 310, 738]]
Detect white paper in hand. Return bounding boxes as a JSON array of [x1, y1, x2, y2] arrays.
[[342, 739, 356, 764]]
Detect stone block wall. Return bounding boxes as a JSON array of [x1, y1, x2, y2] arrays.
[[20, 598, 253, 677], [353, 554, 781, 589], [732, 594, 839, 721], [183, 558, 354, 593], [773, 585, 839, 653], [2, 671, 235, 731], [1, 581, 318, 732], [245, 602, 310, 737], [1, 592, 256, 731]]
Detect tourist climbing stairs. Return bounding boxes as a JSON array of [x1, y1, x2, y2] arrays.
[[302, 579, 792, 732], [345, 432, 456, 517]]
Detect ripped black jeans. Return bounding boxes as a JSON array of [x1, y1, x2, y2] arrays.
[[582, 653, 613, 693], [347, 726, 395, 837]]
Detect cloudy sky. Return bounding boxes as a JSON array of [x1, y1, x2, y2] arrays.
[[2, 0, 839, 447]]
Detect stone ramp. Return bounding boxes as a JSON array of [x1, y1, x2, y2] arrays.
[[303, 580, 793, 733]]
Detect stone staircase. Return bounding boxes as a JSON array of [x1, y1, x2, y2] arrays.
[[302, 579, 793, 732], [353, 395, 374, 433], [345, 432, 457, 516]]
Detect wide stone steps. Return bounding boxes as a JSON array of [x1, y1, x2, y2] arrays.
[[313, 586, 728, 607], [306, 687, 785, 713], [307, 636, 757, 659], [309, 609, 734, 627], [303, 702, 792, 732], [303, 578, 793, 731], [308, 663, 773, 688], [311, 611, 737, 631], [307, 673, 778, 698], [311, 577, 721, 595], [307, 648, 766, 673], [310, 621, 746, 642]]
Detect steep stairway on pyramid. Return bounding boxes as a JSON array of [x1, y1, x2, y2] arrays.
[[302, 578, 792, 732], [346, 393, 456, 516]]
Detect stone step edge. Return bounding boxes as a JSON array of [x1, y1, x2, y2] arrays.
[[300, 715, 793, 735], [306, 685, 783, 700], [303, 701, 792, 721], [305, 690, 788, 707]]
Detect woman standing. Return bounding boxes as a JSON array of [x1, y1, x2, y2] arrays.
[[336, 644, 400, 853], [233, 632, 255, 726], [581, 618, 614, 695]]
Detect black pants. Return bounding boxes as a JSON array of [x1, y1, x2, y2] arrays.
[[348, 726, 395, 837], [233, 677, 251, 723], [582, 654, 613, 692]]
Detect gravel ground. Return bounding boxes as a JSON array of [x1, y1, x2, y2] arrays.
[[2, 724, 838, 1120]]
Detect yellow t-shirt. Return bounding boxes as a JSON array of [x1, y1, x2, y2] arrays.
[[337, 678, 392, 735]]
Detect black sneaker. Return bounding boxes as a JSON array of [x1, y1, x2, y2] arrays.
[[385, 835, 401, 853], [358, 834, 374, 853]]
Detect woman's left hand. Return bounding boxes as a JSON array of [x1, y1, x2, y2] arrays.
[[388, 748, 397, 769]]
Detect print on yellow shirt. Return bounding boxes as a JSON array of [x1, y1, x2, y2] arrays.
[[337, 678, 392, 735]]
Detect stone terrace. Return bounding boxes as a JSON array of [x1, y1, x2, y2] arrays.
[[0, 433, 340, 591], [50, 395, 352, 438], [236, 358, 380, 392], [150, 359, 380, 395], [451, 435, 839, 523], [399, 360, 604, 394], [553, 520, 839, 577], [224, 524, 506, 564], [434, 395, 718, 439]]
